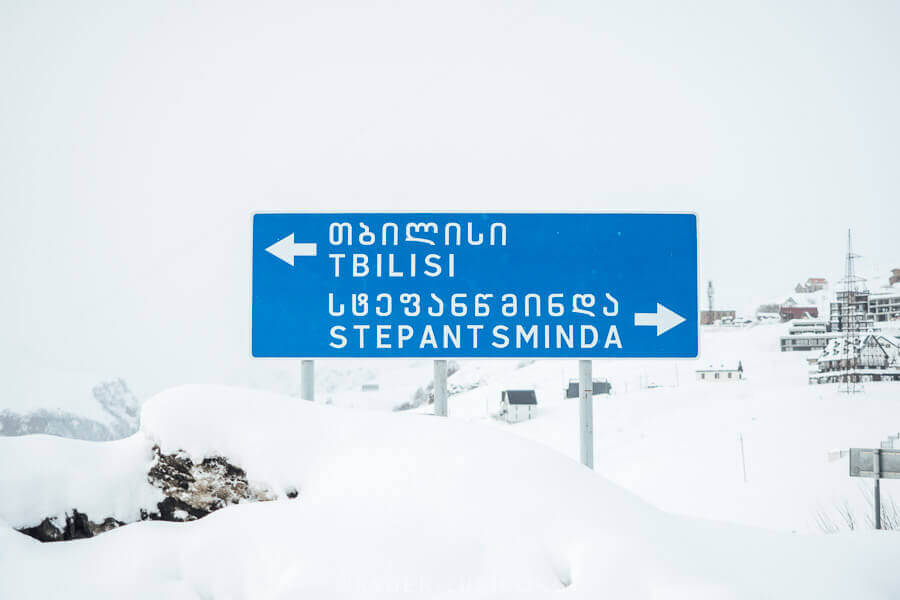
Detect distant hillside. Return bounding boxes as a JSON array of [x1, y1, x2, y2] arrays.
[[0, 378, 140, 441]]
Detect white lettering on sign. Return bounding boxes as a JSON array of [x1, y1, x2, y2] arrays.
[[329, 253, 455, 278], [329, 322, 623, 351], [328, 221, 507, 247], [327, 291, 619, 320], [322, 218, 628, 353]]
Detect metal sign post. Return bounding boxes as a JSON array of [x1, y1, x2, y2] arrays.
[[579, 360, 593, 468], [874, 449, 881, 530], [848, 447, 900, 529], [434, 360, 448, 417], [301, 359, 315, 401]]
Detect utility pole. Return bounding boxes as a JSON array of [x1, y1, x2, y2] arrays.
[[874, 448, 882, 530], [579, 360, 594, 468]]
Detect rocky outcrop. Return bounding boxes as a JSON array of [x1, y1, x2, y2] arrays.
[[17, 446, 293, 543], [19, 511, 125, 542], [145, 446, 277, 522]]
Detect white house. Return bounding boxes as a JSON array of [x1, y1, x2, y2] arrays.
[[500, 390, 537, 423], [696, 362, 744, 382]]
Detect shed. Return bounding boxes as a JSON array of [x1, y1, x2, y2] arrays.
[[565, 379, 612, 398], [500, 390, 537, 423]]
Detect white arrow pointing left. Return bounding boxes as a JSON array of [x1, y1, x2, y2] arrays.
[[265, 234, 317, 266], [634, 303, 687, 336]]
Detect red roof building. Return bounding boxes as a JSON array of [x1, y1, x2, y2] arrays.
[[780, 305, 819, 321], [795, 278, 827, 293]]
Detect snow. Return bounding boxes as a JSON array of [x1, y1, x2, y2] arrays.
[[2, 382, 900, 598], [0, 363, 125, 425], [0, 434, 160, 528], [330, 322, 898, 534]]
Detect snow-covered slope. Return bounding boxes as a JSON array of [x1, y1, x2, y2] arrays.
[[310, 323, 900, 534], [0, 372, 141, 441], [2, 384, 900, 599]]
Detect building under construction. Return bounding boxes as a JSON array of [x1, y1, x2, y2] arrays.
[[811, 231, 900, 389]]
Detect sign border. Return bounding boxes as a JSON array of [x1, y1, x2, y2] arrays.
[[249, 210, 702, 361]]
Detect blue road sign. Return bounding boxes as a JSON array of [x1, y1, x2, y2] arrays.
[[252, 213, 698, 358]]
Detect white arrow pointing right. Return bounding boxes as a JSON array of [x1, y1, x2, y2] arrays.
[[634, 303, 686, 336], [265, 233, 317, 266]]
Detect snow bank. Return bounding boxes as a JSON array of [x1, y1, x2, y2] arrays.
[[2, 384, 900, 598], [0, 434, 159, 528], [415, 323, 900, 533]]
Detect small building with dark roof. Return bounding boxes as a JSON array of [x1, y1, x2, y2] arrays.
[[500, 390, 537, 423], [565, 379, 612, 398]]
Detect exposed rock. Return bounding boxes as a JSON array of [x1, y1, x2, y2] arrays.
[[19, 511, 125, 543], [145, 446, 276, 522], [17, 447, 293, 543]]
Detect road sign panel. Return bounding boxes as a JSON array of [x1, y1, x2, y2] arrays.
[[251, 213, 699, 358], [850, 448, 900, 479]]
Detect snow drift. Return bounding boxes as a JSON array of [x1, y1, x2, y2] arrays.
[[1, 384, 898, 599]]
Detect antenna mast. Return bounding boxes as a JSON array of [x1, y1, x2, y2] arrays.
[[838, 229, 867, 394]]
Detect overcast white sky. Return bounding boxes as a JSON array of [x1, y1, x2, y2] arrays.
[[1, 1, 898, 397]]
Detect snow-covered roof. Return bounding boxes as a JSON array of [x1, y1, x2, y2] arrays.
[[869, 290, 900, 300], [696, 362, 742, 372], [818, 335, 900, 363], [789, 322, 828, 332]]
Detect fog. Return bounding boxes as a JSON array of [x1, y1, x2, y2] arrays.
[[1, 1, 898, 398]]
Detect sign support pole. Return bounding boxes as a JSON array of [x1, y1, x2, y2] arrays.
[[874, 449, 881, 530], [434, 360, 448, 417], [301, 359, 315, 402], [579, 360, 594, 468]]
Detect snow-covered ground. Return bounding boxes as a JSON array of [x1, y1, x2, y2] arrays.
[[2, 384, 900, 599], [319, 322, 900, 534]]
